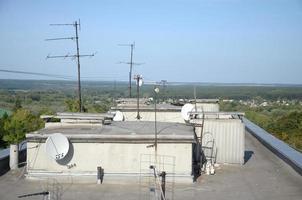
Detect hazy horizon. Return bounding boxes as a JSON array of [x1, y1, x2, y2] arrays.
[[1, 0, 302, 84], [1, 78, 302, 87]]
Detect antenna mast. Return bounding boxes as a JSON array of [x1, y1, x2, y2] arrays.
[[161, 80, 167, 102], [134, 74, 143, 120], [118, 42, 144, 98], [46, 19, 95, 112]]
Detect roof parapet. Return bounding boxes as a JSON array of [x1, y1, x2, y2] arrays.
[[40, 112, 114, 128]]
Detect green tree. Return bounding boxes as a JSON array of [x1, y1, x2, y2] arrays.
[[65, 99, 80, 112], [13, 96, 22, 111], [0, 112, 9, 147], [64, 99, 87, 112], [3, 109, 44, 144], [38, 107, 55, 115]]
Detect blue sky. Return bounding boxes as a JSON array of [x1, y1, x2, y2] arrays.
[[0, 0, 302, 84]]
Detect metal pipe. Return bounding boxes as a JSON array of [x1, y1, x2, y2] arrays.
[[134, 75, 142, 119], [129, 44, 134, 98], [97, 166, 104, 184], [75, 20, 82, 112], [160, 171, 166, 200], [154, 89, 158, 156]]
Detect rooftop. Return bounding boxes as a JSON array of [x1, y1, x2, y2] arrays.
[[2, 131, 302, 200], [111, 103, 182, 112], [26, 121, 194, 143]]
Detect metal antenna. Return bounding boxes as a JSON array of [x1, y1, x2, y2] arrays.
[[161, 80, 167, 102], [118, 42, 144, 98], [194, 85, 197, 111], [45, 19, 95, 112], [134, 74, 143, 120]]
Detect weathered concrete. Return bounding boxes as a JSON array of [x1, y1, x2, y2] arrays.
[[26, 122, 194, 179], [0, 131, 301, 200], [27, 143, 192, 176], [9, 144, 18, 170]]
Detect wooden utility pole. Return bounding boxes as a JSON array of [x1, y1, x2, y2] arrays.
[[118, 42, 144, 98], [46, 19, 95, 112]]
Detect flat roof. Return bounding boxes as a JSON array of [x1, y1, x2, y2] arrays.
[[2, 131, 302, 200], [111, 104, 182, 112], [26, 121, 194, 143]]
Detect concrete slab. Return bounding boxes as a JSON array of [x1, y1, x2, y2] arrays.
[[0, 131, 301, 200]]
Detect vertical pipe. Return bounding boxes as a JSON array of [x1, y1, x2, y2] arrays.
[[136, 76, 141, 119], [154, 89, 157, 157], [129, 44, 134, 98], [97, 166, 104, 184], [194, 85, 197, 111], [75, 20, 82, 112], [160, 171, 166, 200]]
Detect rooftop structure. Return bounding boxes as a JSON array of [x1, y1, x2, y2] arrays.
[[26, 121, 196, 181], [1, 129, 301, 200], [27, 121, 194, 143]]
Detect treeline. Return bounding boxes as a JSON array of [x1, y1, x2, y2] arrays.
[[1, 80, 302, 100], [221, 101, 302, 151], [1, 80, 302, 150]]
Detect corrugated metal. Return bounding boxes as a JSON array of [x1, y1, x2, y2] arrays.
[[197, 119, 245, 165], [196, 103, 219, 112]]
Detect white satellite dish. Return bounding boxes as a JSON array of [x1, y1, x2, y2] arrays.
[[45, 133, 70, 161], [138, 79, 143, 87], [113, 111, 124, 121], [181, 103, 195, 121]]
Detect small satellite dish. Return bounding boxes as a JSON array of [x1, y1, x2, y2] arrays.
[[138, 79, 143, 87], [45, 133, 70, 161], [113, 111, 124, 121], [181, 103, 195, 121]]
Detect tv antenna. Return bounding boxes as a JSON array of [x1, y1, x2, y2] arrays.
[[118, 42, 144, 98], [45, 19, 95, 112], [161, 80, 167, 101]]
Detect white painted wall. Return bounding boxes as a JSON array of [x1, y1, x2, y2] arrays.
[[27, 142, 192, 176], [121, 103, 219, 122]]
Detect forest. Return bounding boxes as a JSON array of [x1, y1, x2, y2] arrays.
[[0, 79, 301, 151]]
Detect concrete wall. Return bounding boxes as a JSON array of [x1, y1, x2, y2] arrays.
[[120, 103, 219, 122], [195, 119, 245, 165], [27, 142, 192, 176]]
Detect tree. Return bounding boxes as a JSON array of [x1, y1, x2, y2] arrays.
[[3, 109, 44, 144], [0, 112, 9, 147], [64, 99, 87, 112], [13, 96, 22, 112]]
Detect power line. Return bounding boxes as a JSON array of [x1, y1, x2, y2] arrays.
[[46, 19, 95, 112], [0, 67, 128, 81], [0, 69, 73, 80]]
